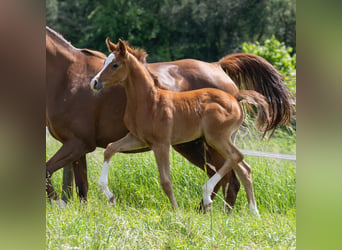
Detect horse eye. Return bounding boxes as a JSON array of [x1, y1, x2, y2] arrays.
[[112, 63, 119, 69]]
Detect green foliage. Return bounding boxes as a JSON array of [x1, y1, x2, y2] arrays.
[[46, 0, 296, 62], [242, 36, 296, 95]]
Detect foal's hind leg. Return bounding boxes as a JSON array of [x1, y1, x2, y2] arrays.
[[202, 138, 243, 212], [173, 140, 240, 213], [152, 144, 178, 210], [235, 160, 259, 216], [99, 133, 147, 203]]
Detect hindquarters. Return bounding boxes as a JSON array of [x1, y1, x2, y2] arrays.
[[200, 94, 243, 158]]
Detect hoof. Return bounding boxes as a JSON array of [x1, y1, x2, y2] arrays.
[[249, 204, 260, 217], [52, 199, 66, 209], [197, 200, 204, 214], [224, 203, 233, 215], [203, 202, 212, 214], [108, 195, 116, 205]]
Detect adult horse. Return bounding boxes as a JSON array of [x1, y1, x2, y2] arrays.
[[46, 27, 291, 211], [46, 26, 240, 209]]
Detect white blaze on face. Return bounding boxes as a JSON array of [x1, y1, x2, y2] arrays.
[[104, 53, 116, 68], [91, 53, 116, 84]]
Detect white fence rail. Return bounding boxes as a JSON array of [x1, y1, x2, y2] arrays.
[[240, 149, 296, 161], [46, 128, 296, 161]]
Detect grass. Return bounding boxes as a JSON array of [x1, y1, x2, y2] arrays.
[[46, 128, 296, 249]]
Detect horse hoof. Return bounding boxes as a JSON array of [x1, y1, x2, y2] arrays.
[[197, 200, 206, 214], [249, 204, 260, 217], [203, 203, 212, 214], [108, 195, 116, 205], [52, 199, 66, 209]]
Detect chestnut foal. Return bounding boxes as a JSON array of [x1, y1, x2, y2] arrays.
[[91, 39, 271, 215]]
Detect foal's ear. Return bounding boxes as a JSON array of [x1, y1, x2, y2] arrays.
[[118, 39, 128, 58], [106, 37, 117, 52]]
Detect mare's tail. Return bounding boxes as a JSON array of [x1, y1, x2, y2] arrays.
[[237, 90, 271, 137], [218, 53, 292, 135]]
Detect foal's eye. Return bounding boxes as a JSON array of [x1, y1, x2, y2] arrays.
[[112, 63, 119, 69]]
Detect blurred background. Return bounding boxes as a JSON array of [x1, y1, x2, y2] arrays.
[[46, 0, 296, 63]]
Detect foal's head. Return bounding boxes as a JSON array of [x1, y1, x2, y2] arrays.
[[90, 38, 131, 91]]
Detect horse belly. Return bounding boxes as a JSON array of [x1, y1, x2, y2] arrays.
[[170, 118, 202, 145]]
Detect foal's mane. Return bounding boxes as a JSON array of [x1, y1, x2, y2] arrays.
[[120, 40, 148, 64], [124, 41, 168, 90]]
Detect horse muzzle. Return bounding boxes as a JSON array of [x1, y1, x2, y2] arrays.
[[91, 77, 103, 91]]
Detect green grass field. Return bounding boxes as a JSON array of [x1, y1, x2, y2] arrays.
[[46, 128, 296, 249]]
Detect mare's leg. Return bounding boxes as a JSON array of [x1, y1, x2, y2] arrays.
[[46, 140, 90, 204], [99, 133, 147, 203], [61, 164, 74, 201], [73, 155, 88, 201], [61, 156, 89, 202], [173, 140, 240, 213], [152, 144, 178, 210]]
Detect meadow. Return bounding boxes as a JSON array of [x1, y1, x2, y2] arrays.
[[46, 126, 296, 249]]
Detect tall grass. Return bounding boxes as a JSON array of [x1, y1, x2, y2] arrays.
[[46, 128, 296, 249]]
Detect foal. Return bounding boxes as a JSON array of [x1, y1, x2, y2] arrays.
[[91, 39, 270, 215]]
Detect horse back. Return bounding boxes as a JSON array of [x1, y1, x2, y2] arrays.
[[148, 59, 239, 96]]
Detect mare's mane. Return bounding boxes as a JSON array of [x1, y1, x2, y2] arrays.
[[46, 26, 75, 50], [46, 26, 106, 59]]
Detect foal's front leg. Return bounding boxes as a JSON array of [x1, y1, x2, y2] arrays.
[[99, 133, 147, 203], [152, 144, 178, 210]]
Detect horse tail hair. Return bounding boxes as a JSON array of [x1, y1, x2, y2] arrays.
[[237, 90, 271, 138], [218, 53, 292, 135]]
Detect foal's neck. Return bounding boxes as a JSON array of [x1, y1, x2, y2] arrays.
[[124, 56, 159, 104]]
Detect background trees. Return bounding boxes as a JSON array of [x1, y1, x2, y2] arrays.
[[46, 0, 296, 62]]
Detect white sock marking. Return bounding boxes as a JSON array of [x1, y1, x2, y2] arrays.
[[249, 203, 260, 217], [202, 172, 222, 207], [99, 161, 114, 200]]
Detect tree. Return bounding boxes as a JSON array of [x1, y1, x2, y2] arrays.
[[46, 0, 296, 62]]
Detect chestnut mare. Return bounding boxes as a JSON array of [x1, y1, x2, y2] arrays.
[[91, 39, 273, 215], [46, 27, 291, 212], [46, 26, 241, 209]]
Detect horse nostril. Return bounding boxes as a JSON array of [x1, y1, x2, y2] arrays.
[[91, 78, 102, 90], [93, 79, 98, 88]]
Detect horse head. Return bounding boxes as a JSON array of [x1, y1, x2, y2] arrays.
[[90, 38, 149, 92]]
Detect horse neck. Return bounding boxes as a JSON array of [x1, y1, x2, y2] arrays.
[[124, 57, 159, 112], [46, 30, 77, 67]]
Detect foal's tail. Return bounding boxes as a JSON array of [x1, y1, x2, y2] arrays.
[[218, 53, 293, 135], [237, 90, 271, 137]]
